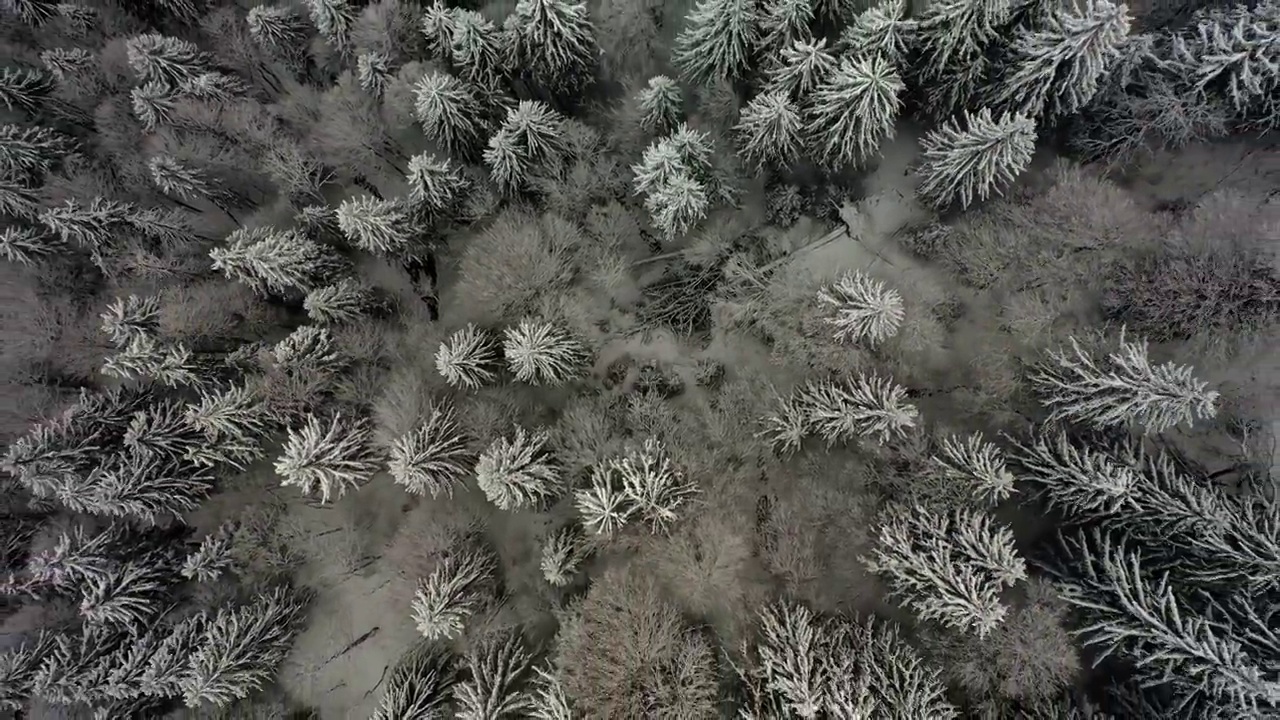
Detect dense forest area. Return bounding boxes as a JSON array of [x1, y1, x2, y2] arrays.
[[0, 0, 1278, 716]]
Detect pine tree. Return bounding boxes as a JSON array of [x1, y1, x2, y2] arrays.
[[756, 0, 814, 61], [805, 54, 904, 168], [575, 462, 635, 536], [210, 226, 346, 294], [357, 51, 392, 97], [275, 413, 382, 503], [528, 666, 574, 719], [475, 426, 564, 510], [0, 124, 75, 179], [388, 402, 474, 498], [987, 0, 1132, 120], [130, 81, 178, 131], [815, 270, 906, 344], [102, 334, 205, 389], [304, 0, 356, 55], [0, 632, 51, 711], [1030, 331, 1219, 433], [125, 34, 210, 87], [179, 585, 310, 707], [336, 195, 414, 255], [77, 561, 170, 626], [100, 294, 161, 346], [0, 176, 42, 221], [414, 70, 489, 158], [38, 197, 131, 252], [405, 152, 467, 217], [304, 277, 380, 324], [272, 325, 348, 376], [411, 546, 497, 640], [917, 107, 1037, 209], [1177, 2, 1280, 124], [757, 391, 811, 457], [450, 9, 506, 85], [766, 38, 838, 100], [502, 319, 587, 385], [840, 0, 918, 64], [454, 631, 536, 719], [673, 0, 759, 85], [932, 432, 1017, 505], [40, 48, 95, 82], [643, 172, 709, 239], [484, 100, 569, 193], [0, 67, 54, 115], [636, 76, 683, 135], [916, 0, 1013, 81], [507, 0, 599, 92], [1009, 431, 1140, 521], [246, 5, 310, 61], [370, 642, 458, 720], [436, 324, 502, 389], [616, 439, 697, 532], [540, 526, 586, 586], [181, 522, 236, 583], [792, 374, 920, 446], [864, 503, 1026, 638], [185, 383, 272, 470], [734, 90, 803, 170], [420, 0, 458, 61], [754, 600, 828, 717]]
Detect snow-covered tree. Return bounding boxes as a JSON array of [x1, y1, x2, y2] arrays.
[[766, 38, 838, 100], [272, 325, 348, 376], [643, 172, 709, 239], [0, 124, 75, 178], [475, 426, 564, 510], [436, 324, 502, 389], [1030, 331, 1219, 433], [864, 503, 1026, 638], [247, 5, 310, 59], [756, 0, 814, 61], [78, 561, 169, 626], [757, 391, 811, 457], [502, 319, 587, 386], [0, 67, 54, 115], [612, 439, 695, 532], [40, 48, 95, 82], [370, 642, 458, 720], [0, 177, 42, 221], [38, 196, 131, 252], [805, 54, 904, 168], [636, 75, 683, 135], [987, 0, 1132, 120], [540, 526, 586, 586], [528, 666, 574, 720], [454, 631, 536, 719], [336, 195, 414, 255], [102, 334, 204, 389], [405, 152, 467, 216], [447, 9, 505, 84], [734, 90, 803, 170], [100, 294, 160, 346], [413, 70, 489, 157], [916, 0, 1013, 80], [304, 0, 356, 54], [125, 34, 209, 87], [0, 633, 50, 711], [181, 522, 237, 583], [411, 546, 497, 640], [575, 463, 635, 536], [0, 225, 60, 266], [755, 600, 828, 717], [147, 154, 214, 203], [179, 585, 309, 707], [1009, 431, 1139, 521], [130, 81, 179, 131], [673, 0, 759, 85], [815, 270, 905, 344], [917, 108, 1037, 209], [388, 402, 474, 498], [484, 100, 569, 193], [210, 226, 346, 294], [792, 374, 920, 446], [304, 278, 380, 324], [1176, 2, 1280, 125], [275, 413, 382, 503], [185, 383, 272, 470], [357, 51, 392, 97], [933, 432, 1017, 505], [840, 0, 917, 64], [507, 0, 599, 92]]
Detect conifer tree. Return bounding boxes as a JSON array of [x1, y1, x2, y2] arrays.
[[805, 54, 904, 168], [370, 642, 458, 719], [125, 34, 210, 88], [272, 325, 348, 377], [179, 585, 310, 707], [636, 75, 683, 135], [78, 561, 169, 626], [0, 176, 42, 221], [304, 278, 380, 324], [210, 226, 346, 294], [406, 152, 468, 217], [0, 124, 75, 178], [1177, 2, 1280, 124], [1031, 332, 1219, 433], [247, 5, 311, 61], [357, 51, 392, 97], [611, 438, 696, 532], [130, 81, 179, 131], [185, 383, 272, 470], [932, 432, 1017, 505], [540, 526, 586, 586], [435, 324, 502, 389], [454, 631, 536, 719], [102, 334, 205, 389], [507, 0, 599, 92], [766, 38, 838, 100], [734, 90, 803, 170], [304, 0, 356, 55], [793, 374, 920, 446], [450, 9, 506, 85], [987, 0, 1132, 120], [388, 402, 474, 498], [815, 270, 906, 344], [336, 195, 414, 255], [100, 294, 161, 346], [275, 413, 382, 503], [1010, 431, 1140, 521], [840, 0, 917, 64], [181, 522, 236, 583], [757, 391, 811, 456], [754, 600, 827, 716], [0, 67, 54, 115], [756, 0, 814, 61], [917, 108, 1037, 209], [38, 197, 131, 252], [575, 462, 635, 536], [475, 426, 564, 510], [411, 546, 497, 640], [502, 319, 587, 385], [916, 0, 1012, 81], [414, 70, 489, 158], [40, 48, 95, 82], [484, 100, 569, 193], [420, 0, 458, 62], [528, 666, 574, 719], [643, 172, 709, 239], [673, 0, 759, 85], [0, 225, 61, 265], [864, 504, 1026, 638]]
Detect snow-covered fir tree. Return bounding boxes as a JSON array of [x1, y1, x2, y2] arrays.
[[507, 0, 599, 92], [734, 90, 804, 170], [356, 51, 392, 97], [436, 324, 502, 389], [414, 71, 489, 158], [102, 333, 204, 389], [917, 107, 1037, 209], [78, 561, 169, 626], [0, 225, 61, 265], [815, 270, 905, 345], [780, 374, 920, 447], [411, 546, 497, 641], [840, 0, 917, 64], [370, 642, 458, 720], [272, 324, 348, 376], [805, 54, 904, 168], [185, 383, 272, 470], [147, 155, 213, 203], [304, 278, 380, 325], [673, 0, 759, 85], [637, 75, 683, 135], [475, 426, 564, 510], [0, 67, 53, 115], [915, 0, 1013, 81], [755, 0, 814, 61], [0, 123, 75, 178], [336, 195, 414, 256], [100, 294, 160, 346], [181, 522, 237, 583], [40, 48, 95, 82], [125, 33, 209, 87], [502, 319, 587, 385], [932, 432, 1017, 505], [864, 503, 1026, 638], [1031, 331, 1219, 433], [388, 402, 474, 498], [303, 0, 355, 55], [611, 439, 696, 533], [757, 391, 811, 456], [484, 100, 569, 193], [210, 226, 346, 295], [449, 9, 505, 84], [575, 462, 635, 536], [766, 38, 838, 100], [246, 5, 310, 59], [405, 152, 467, 217], [528, 666, 574, 720], [454, 631, 536, 719], [274, 413, 382, 503], [643, 172, 710, 239], [540, 526, 586, 586]]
